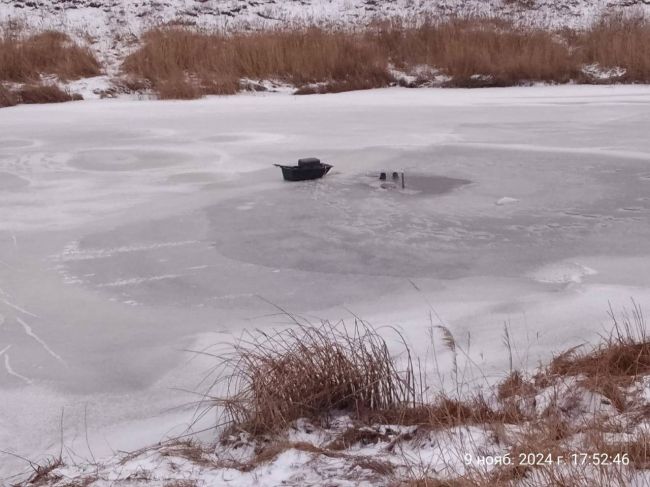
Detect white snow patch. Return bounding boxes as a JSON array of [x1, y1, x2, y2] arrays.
[[529, 262, 598, 284], [581, 63, 627, 81], [495, 196, 519, 206]]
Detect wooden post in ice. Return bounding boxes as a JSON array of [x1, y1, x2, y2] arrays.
[[401, 171, 405, 189]]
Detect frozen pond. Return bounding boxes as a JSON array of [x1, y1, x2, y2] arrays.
[[2, 86, 650, 477]]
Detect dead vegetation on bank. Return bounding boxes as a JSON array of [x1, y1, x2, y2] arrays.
[[120, 15, 650, 99], [0, 30, 100, 83], [0, 83, 82, 107], [13, 306, 650, 486], [204, 306, 649, 438], [0, 29, 100, 107], [176, 307, 648, 486], [2, 16, 650, 104], [208, 322, 418, 435], [0, 83, 17, 107]]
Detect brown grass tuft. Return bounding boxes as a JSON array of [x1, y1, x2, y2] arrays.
[[195, 307, 650, 485], [576, 15, 650, 83], [163, 481, 198, 487], [17, 84, 82, 104], [497, 370, 536, 401], [399, 479, 476, 487], [327, 426, 393, 450], [374, 18, 577, 87], [121, 17, 650, 99], [208, 320, 417, 435], [156, 76, 202, 100], [542, 303, 649, 412], [0, 83, 17, 107], [374, 394, 524, 429], [24, 457, 64, 486], [159, 439, 213, 467], [123, 27, 392, 98], [0, 30, 101, 82]]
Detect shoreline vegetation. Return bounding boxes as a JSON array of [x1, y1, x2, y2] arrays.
[[1, 15, 650, 105], [15, 307, 650, 486]]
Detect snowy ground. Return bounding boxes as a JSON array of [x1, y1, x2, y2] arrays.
[[3, 0, 650, 37], [3, 0, 650, 78], [2, 85, 650, 480]]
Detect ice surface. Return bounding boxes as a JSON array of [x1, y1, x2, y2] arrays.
[[2, 85, 650, 477]]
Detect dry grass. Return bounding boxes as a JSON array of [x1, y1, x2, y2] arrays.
[[157, 76, 202, 100], [608, 436, 650, 470], [373, 18, 577, 87], [122, 16, 650, 98], [497, 370, 536, 401], [371, 394, 524, 430], [541, 303, 649, 411], [326, 426, 395, 450], [198, 305, 650, 486], [575, 15, 650, 83], [163, 482, 197, 487], [16, 84, 82, 104], [159, 439, 213, 467], [1, 16, 649, 103], [122, 27, 391, 97], [399, 479, 477, 487], [23, 457, 64, 486], [208, 320, 417, 435], [12, 308, 648, 486], [0, 30, 100, 82], [548, 333, 649, 379], [0, 83, 17, 107]]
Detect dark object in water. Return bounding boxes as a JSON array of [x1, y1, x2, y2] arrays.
[[275, 158, 332, 181], [379, 172, 387, 180], [392, 172, 399, 179]]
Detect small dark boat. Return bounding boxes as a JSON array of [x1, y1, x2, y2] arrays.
[[275, 157, 332, 181]]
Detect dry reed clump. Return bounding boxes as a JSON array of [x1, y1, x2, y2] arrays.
[[372, 18, 577, 87], [0, 83, 17, 107], [22, 457, 64, 486], [156, 76, 202, 100], [372, 394, 525, 430], [122, 16, 650, 99], [194, 307, 650, 486], [122, 27, 392, 98], [575, 15, 650, 83], [209, 321, 417, 435], [0, 30, 101, 82], [541, 304, 649, 410], [17, 84, 82, 104], [497, 370, 536, 401]]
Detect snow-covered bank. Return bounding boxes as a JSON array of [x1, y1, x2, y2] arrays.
[[2, 0, 650, 42], [11, 319, 650, 487], [3, 0, 650, 86], [2, 85, 650, 480]]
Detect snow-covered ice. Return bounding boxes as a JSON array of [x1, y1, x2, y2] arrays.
[[2, 85, 650, 478]]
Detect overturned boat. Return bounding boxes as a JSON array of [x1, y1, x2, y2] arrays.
[[274, 157, 332, 181]]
